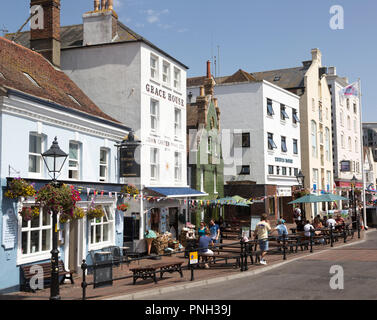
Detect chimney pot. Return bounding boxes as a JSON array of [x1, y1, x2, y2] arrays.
[[207, 60, 211, 79], [94, 0, 99, 11], [108, 0, 113, 10], [200, 86, 205, 97], [101, 0, 106, 10]]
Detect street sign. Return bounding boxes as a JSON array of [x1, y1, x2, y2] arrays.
[[189, 251, 198, 265]]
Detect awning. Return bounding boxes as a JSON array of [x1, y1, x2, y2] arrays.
[[144, 187, 208, 198]]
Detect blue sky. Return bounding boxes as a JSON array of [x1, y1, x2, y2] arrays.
[[1, 0, 376, 120]]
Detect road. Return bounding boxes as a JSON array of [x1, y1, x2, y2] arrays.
[[143, 230, 377, 300]]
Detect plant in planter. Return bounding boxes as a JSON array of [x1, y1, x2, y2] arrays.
[[19, 206, 39, 222], [87, 205, 105, 220], [59, 212, 72, 224], [121, 184, 139, 196], [73, 207, 85, 220], [35, 184, 81, 214], [5, 178, 36, 199], [117, 203, 129, 212]]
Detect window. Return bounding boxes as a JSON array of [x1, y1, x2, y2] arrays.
[[150, 99, 159, 131], [354, 118, 357, 133], [174, 108, 181, 137], [280, 104, 289, 121], [312, 98, 315, 111], [311, 121, 317, 158], [292, 109, 300, 124], [242, 132, 250, 148], [348, 137, 352, 151], [293, 139, 298, 155], [21, 207, 51, 257], [340, 111, 344, 126], [23, 72, 41, 88], [267, 99, 274, 116], [347, 116, 351, 130], [325, 127, 330, 161], [214, 168, 217, 193], [327, 171, 331, 191], [282, 167, 287, 176], [238, 165, 250, 175], [294, 168, 298, 177], [174, 152, 182, 181], [276, 166, 280, 175], [347, 99, 350, 110], [208, 136, 212, 153], [200, 169, 204, 192], [162, 61, 170, 84], [289, 167, 292, 176], [29, 133, 43, 175], [353, 102, 357, 114], [150, 54, 159, 80], [340, 160, 351, 172], [90, 205, 114, 246], [268, 165, 274, 175], [267, 133, 277, 150], [99, 148, 109, 182], [173, 67, 181, 90], [319, 105, 323, 122], [313, 169, 319, 184], [355, 138, 358, 153], [150, 148, 159, 180], [341, 133, 345, 148], [281, 136, 287, 153], [69, 142, 80, 180]]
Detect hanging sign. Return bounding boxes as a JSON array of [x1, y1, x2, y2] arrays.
[[119, 145, 140, 178]]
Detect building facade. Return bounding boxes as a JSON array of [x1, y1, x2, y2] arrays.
[[0, 35, 130, 293]]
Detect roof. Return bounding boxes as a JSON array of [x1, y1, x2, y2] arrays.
[[6, 20, 188, 70], [0, 36, 120, 123], [221, 69, 257, 84]]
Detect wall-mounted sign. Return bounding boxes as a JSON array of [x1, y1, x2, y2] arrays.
[[340, 160, 351, 172], [146, 83, 185, 107], [275, 157, 293, 164], [119, 145, 140, 178], [2, 209, 17, 250]]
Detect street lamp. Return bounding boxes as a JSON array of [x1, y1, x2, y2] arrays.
[[295, 170, 306, 220], [41, 137, 68, 300], [351, 175, 360, 238]]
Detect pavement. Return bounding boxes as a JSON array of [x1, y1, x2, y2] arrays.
[[0, 226, 371, 300]]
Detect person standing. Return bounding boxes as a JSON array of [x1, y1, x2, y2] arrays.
[[198, 221, 207, 238], [209, 219, 220, 244], [253, 214, 271, 265]]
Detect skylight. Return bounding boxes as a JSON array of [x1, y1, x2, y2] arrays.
[[274, 76, 281, 81], [67, 94, 81, 106], [0, 72, 6, 80], [23, 72, 41, 88]]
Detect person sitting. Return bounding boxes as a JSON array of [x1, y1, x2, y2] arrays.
[[313, 217, 323, 233], [197, 221, 207, 238], [322, 215, 328, 227], [327, 215, 337, 230], [198, 229, 214, 269], [272, 219, 288, 241], [304, 220, 314, 239], [335, 214, 345, 230]]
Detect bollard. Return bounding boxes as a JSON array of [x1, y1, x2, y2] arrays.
[[310, 229, 313, 253], [81, 259, 88, 301], [240, 240, 244, 272], [282, 235, 286, 260], [357, 217, 361, 239], [343, 222, 347, 243], [244, 241, 249, 271]]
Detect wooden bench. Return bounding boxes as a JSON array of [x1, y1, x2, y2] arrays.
[[21, 260, 74, 292], [129, 261, 183, 284]]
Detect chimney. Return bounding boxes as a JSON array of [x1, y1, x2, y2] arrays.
[[206, 60, 211, 78], [204, 61, 215, 96], [196, 86, 208, 125], [30, 0, 61, 68], [311, 48, 322, 66], [328, 66, 336, 76], [83, 0, 118, 46]]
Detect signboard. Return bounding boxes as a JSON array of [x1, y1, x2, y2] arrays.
[[120, 145, 140, 178], [340, 160, 351, 172], [2, 209, 17, 249], [189, 251, 198, 265], [241, 227, 250, 238], [250, 216, 261, 231], [277, 187, 292, 197], [93, 261, 113, 289]]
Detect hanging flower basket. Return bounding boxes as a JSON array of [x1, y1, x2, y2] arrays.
[[35, 184, 81, 214], [117, 203, 129, 212], [121, 184, 139, 196], [19, 207, 39, 222], [87, 206, 105, 220], [59, 212, 72, 224], [73, 207, 85, 220], [5, 178, 36, 199]]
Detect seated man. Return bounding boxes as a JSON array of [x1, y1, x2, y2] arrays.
[[272, 219, 288, 241], [335, 214, 345, 230], [327, 215, 337, 230], [198, 229, 214, 269], [304, 220, 314, 238]]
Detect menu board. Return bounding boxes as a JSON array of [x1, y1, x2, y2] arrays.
[[2, 209, 18, 249]]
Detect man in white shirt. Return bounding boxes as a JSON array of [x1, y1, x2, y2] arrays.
[[304, 220, 314, 237], [326, 215, 337, 229]]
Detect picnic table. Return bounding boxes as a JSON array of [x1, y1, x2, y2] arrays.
[[129, 261, 184, 284]]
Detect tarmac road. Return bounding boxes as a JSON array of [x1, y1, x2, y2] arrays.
[[142, 230, 377, 300]]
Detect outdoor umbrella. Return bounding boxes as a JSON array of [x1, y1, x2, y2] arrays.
[[317, 193, 349, 202], [211, 196, 251, 207], [288, 194, 323, 204]]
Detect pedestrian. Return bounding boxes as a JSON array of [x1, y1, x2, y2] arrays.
[[253, 214, 271, 265], [293, 206, 302, 226], [198, 229, 214, 269], [198, 221, 207, 238], [209, 219, 220, 244]]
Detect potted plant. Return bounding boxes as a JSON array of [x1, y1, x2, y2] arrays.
[[87, 205, 105, 220], [59, 212, 72, 224], [121, 184, 139, 196], [5, 178, 36, 199], [73, 207, 85, 220], [117, 203, 129, 212], [19, 206, 39, 222]]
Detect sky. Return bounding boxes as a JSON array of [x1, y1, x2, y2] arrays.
[[1, 0, 376, 121]]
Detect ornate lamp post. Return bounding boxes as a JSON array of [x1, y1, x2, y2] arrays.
[[295, 170, 306, 220], [41, 137, 68, 300], [351, 175, 360, 238]]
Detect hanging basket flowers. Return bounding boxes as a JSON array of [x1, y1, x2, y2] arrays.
[[19, 207, 39, 222], [59, 212, 72, 224], [35, 184, 81, 214], [87, 205, 105, 220], [73, 207, 85, 220], [121, 184, 139, 197], [117, 203, 129, 212], [5, 178, 36, 199]]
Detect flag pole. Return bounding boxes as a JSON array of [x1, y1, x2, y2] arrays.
[[358, 78, 368, 229]]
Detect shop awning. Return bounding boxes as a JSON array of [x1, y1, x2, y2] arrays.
[[144, 187, 208, 198]]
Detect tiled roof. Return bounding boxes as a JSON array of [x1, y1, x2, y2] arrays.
[[6, 21, 188, 69], [0, 36, 119, 123], [221, 69, 257, 84]]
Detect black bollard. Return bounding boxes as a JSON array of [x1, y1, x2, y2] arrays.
[[240, 240, 244, 272], [330, 225, 334, 247], [343, 222, 347, 243], [282, 235, 286, 260], [310, 229, 313, 253], [81, 259, 88, 301], [357, 218, 361, 239]]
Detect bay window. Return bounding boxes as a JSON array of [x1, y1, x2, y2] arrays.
[[89, 204, 114, 247]]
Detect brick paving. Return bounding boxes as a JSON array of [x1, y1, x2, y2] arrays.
[[0, 229, 368, 300]]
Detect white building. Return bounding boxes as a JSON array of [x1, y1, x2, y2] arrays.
[[326, 68, 363, 206], [188, 70, 301, 221], [0, 35, 130, 293]]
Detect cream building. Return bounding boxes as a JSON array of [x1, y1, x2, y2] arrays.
[[253, 49, 334, 218]]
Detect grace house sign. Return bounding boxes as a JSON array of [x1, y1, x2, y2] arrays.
[[145, 83, 185, 107], [2, 209, 18, 249]]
